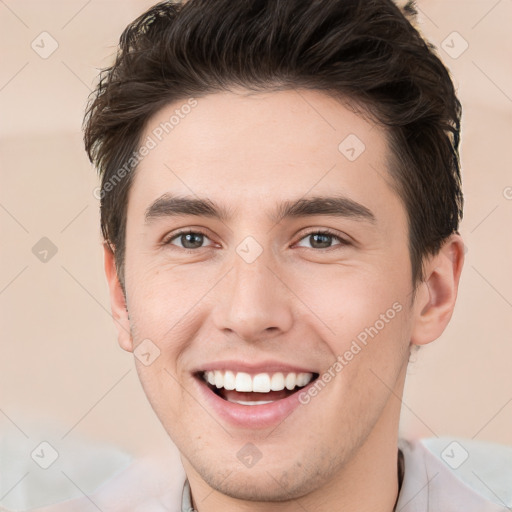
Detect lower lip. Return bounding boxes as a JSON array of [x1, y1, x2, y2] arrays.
[[193, 376, 317, 429]]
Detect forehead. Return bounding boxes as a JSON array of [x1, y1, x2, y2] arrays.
[[127, 89, 402, 226]]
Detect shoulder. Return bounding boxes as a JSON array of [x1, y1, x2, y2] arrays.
[[0, 418, 186, 512], [27, 450, 186, 512], [90, 451, 186, 512], [397, 436, 512, 511]]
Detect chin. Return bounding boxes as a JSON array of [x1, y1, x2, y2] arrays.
[[202, 471, 315, 502], [186, 446, 340, 503]]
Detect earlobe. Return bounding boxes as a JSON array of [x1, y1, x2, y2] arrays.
[[410, 234, 465, 346], [103, 243, 134, 353]]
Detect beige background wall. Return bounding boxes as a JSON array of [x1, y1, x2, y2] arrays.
[[1, 0, 511, 488]]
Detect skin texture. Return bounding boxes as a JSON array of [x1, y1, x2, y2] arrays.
[[104, 89, 465, 512]]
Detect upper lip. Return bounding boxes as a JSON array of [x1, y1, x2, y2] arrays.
[[193, 360, 318, 376]]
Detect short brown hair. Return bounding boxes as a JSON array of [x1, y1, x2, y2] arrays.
[[84, 0, 463, 294]]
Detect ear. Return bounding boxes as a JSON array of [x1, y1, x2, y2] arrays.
[[103, 242, 134, 353], [410, 234, 465, 346]]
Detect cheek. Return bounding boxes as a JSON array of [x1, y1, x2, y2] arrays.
[[125, 262, 202, 397], [285, 262, 411, 340], [287, 264, 413, 408], [127, 258, 210, 339]]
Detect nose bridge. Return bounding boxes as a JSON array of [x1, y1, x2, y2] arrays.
[[212, 236, 293, 342]]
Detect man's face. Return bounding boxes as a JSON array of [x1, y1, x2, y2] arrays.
[[119, 89, 419, 500]]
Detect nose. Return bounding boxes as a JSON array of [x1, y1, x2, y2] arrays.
[[212, 246, 294, 343]]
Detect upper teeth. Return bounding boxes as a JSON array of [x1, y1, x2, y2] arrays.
[[203, 371, 314, 393]]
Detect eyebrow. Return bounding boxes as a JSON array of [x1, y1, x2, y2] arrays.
[[144, 193, 376, 225]]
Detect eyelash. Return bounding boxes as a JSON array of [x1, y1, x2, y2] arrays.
[[162, 228, 350, 252]]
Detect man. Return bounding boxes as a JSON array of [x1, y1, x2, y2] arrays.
[[66, 0, 509, 510]]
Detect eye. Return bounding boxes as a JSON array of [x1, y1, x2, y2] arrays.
[[295, 229, 349, 250], [162, 228, 350, 252], [163, 229, 214, 250]]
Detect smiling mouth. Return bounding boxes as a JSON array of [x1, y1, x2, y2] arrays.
[[197, 370, 320, 405]]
